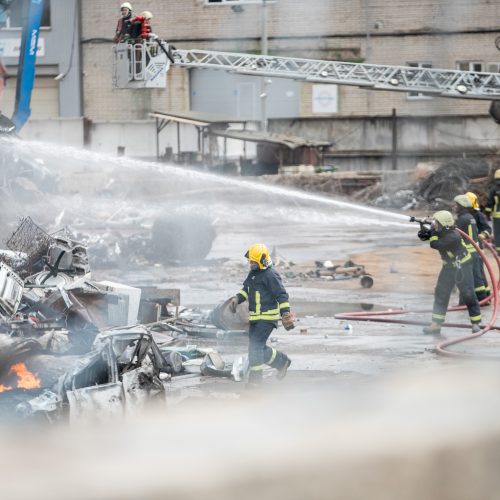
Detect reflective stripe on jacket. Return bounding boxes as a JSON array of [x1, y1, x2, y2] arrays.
[[454, 210, 478, 254], [236, 266, 290, 322], [429, 228, 470, 266], [485, 186, 500, 218]]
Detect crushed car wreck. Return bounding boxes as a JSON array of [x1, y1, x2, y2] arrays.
[[18, 329, 171, 422]]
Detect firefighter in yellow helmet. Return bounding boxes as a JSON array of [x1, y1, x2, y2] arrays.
[[418, 210, 481, 335], [484, 169, 500, 254], [466, 192, 491, 242], [453, 195, 489, 302], [463, 192, 492, 301], [229, 243, 295, 386]]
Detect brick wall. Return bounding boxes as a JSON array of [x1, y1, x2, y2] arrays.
[[81, 0, 500, 120]]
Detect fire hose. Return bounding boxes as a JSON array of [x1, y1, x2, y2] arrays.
[[335, 224, 500, 357]]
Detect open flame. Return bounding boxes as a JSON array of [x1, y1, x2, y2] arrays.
[[0, 363, 41, 392]]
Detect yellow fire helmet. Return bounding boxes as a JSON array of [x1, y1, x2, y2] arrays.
[[454, 194, 472, 208], [245, 243, 272, 270], [466, 191, 479, 210], [433, 210, 454, 229], [495, 169, 500, 180], [141, 10, 153, 19]]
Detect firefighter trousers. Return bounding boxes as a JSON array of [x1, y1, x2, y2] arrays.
[[248, 320, 288, 382], [459, 253, 490, 303], [432, 261, 481, 325], [494, 218, 500, 255]]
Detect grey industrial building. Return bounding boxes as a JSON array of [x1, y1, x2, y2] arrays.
[[0, 0, 81, 119]]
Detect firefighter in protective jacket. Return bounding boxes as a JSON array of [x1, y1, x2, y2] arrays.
[[418, 210, 481, 335], [484, 169, 500, 255], [229, 244, 294, 385], [130, 11, 154, 41], [113, 3, 133, 43], [454, 194, 489, 301]]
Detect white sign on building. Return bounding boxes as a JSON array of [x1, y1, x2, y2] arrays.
[[0, 38, 45, 58], [312, 84, 338, 114]]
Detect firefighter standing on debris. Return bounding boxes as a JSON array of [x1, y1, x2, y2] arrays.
[[454, 194, 490, 302], [485, 169, 500, 255], [229, 244, 295, 386], [418, 210, 481, 335]]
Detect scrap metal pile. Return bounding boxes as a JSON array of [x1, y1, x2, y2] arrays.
[[270, 250, 374, 288], [369, 158, 494, 210], [0, 218, 248, 423]]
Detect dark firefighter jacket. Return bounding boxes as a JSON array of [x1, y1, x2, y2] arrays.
[[113, 13, 132, 43], [471, 209, 491, 246], [485, 182, 500, 218], [425, 228, 471, 266], [236, 266, 290, 322], [455, 209, 479, 254]]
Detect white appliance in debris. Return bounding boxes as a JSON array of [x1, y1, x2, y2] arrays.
[[96, 281, 141, 327]]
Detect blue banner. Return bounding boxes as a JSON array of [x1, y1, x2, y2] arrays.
[[12, 0, 44, 130]]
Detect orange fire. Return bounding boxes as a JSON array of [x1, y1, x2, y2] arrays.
[[0, 363, 41, 393]]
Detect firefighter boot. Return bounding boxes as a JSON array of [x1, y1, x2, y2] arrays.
[[422, 322, 442, 335], [276, 357, 292, 380], [246, 370, 263, 390], [471, 323, 481, 334]]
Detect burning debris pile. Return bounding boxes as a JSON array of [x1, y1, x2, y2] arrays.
[[0, 218, 247, 423]]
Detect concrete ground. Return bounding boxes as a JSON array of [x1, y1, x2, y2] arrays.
[[3, 141, 500, 499]]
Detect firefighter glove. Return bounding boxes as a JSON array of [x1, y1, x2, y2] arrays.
[[418, 228, 431, 241], [281, 312, 296, 331], [229, 296, 239, 314]]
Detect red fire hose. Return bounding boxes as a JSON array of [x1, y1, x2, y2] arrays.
[[335, 228, 500, 357]]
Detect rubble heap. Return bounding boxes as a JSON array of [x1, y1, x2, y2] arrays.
[[0, 218, 247, 423]]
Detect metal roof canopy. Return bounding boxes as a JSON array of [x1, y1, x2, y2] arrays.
[[209, 129, 332, 150], [150, 110, 246, 127], [150, 110, 249, 159]]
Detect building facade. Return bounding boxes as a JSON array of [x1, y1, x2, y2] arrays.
[[3, 0, 499, 166], [81, 0, 500, 122], [0, 0, 82, 119]]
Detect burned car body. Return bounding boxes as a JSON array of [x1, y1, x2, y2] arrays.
[[19, 329, 172, 421]]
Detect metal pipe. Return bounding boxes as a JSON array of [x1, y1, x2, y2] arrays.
[[260, 0, 268, 132]]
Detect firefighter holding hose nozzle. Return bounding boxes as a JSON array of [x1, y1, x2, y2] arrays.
[[414, 211, 481, 335]]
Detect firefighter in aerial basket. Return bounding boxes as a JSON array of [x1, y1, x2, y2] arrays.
[[113, 2, 133, 43], [228, 243, 295, 387], [418, 210, 481, 335]]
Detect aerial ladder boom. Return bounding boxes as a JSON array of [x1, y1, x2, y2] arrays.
[[169, 47, 500, 101]]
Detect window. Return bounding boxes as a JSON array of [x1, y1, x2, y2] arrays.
[[487, 63, 500, 73], [457, 61, 482, 72], [205, 0, 276, 5], [0, 0, 50, 29], [406, 62, 433, 100]]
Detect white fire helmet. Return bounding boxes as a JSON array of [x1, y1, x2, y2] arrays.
[[432, 210, 454, 229], [120, 3, 132, 12]]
